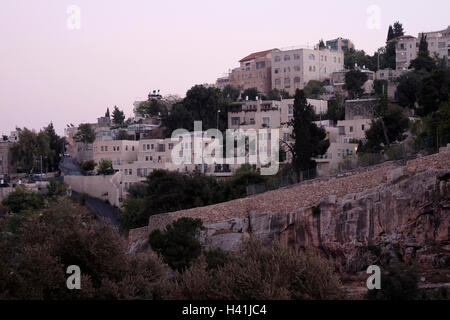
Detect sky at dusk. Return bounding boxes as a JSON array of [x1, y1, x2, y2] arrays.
[[0, 0, 449, 136]]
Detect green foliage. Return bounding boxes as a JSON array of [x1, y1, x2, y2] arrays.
[[303, 80, 325, 99], [136, 99, 168, 117], [416, 68, 450, 117], [289, 90, 330, 173], [47, 180, 67, 198], [118, 168, 267, 230], [366, 262, 419, 300], [373, 79, 388, 96], [149, 217, 203, 271], [43, 123, 64, 171], [265, 88, 290, 101], [81, 160, 96, 173], [204, 248, 229, 271], [222, 85, 240, 102], [362, 104, 410, 152], [324, 98, 345, 123], [97, 159, 114, 175], [344, 70, 368, 99], [409, 34, 436, 73], [396, 72, 421, 109], [0, 199, 166, 299], [74, 123, 95, 144], [344, 48, 378, 71], [112, 106, 125, 126], [9, 128, 53, 173], [241, 87, 260, 101], [162, 85, 228, 136], [1, 187, 45, 213], [164, 239, 342, 300], [115, 130, 129, 140], [78, 192, 89, 205]]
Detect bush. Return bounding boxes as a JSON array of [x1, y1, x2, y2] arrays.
[[0, 199, 167, 299], [97, 159, 115, 175], [47, 180, 67, 198], [365, 262, 419, 300], [81, 160, 96, 173], [163, 239, 342, 300], [149, 218, 204, 272], [1, 187, 45, 213]]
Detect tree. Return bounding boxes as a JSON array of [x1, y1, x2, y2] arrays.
[[1, 187, 45, 213], [112, 106, 125, 126], [105, 108, 110, 118], [324, 98, 345, 124], [396, 72, 421, 109], [0, 198, 166, 299], [222, 85, 240, 102], [318, 39, 325, 49], [265, 88, 290, 101], [148, 217, 203, 271], [344, 70, 368, 99], [373, 79, 388, 96], [81, 160, 96, 173], [136, 99, 167, 117], [362, 103, 410, 152], [97, 159, 114, 175], [344, 48, 378, 71], [241, 88, 260, 101], [387, 25, 395, 41], [409, 34, 436, 72], [288, 90, 329, 178], [46, 180, 67, 198], [74, 123, 95, 144], [44, 123, 64, 171], [393, 21, 404, 38], [303, 80, 325, 99], [9, 128, 52, 173], [417, 68, 450, 117], [115, 130, 129, 140]]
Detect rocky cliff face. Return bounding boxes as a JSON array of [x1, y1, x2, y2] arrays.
[[199, 167, 449, 273]]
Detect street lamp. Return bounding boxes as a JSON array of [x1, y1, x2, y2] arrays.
[[217, 109, 221, 132]]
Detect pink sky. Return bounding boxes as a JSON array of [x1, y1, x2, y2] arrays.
[[0, 0, 449, 135]]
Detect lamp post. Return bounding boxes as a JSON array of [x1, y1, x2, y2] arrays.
[[217, 109, 221, 132]]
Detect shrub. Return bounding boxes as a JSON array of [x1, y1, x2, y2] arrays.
[[97, 159, 115, 175], [1, 187, 45, 213], [81, 160, 96, 173], [0, 199, 167, 299], [47, 180, 67, 198], [365, 262, 419, 300], [164, 239, 342, 300], [149, 218, 204, 272]]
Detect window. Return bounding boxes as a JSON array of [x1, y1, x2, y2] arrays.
[[262, 117, 270, 127], [132, 146, 135, 151], [309, 54, 315, 60], [275, 78, 281, 86], [334, 57, 337, 63], [284, 55, 290, 61], [232, 117, 240, 125], [274, 55, 281, 62], [256, 61, 266, 69], [157, 144, 165, 152], [284, 67, 290, 72], [294, 77, 300, 83], [362, 124, 365, 131], [288, 105, 294, 115], [349, 126, 354, 133], [294, 65, 300, 71], [274, 68, 280, 74], [168, 143, 174, 150], [294, 53, 300, 60], [438, 42, 445, 49]]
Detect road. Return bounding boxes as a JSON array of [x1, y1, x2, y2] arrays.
[[71, 191, 119, 227]]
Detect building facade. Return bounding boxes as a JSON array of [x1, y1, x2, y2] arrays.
[[0, 141, 13, 178], [228, 49, 276, 94], [326, 38, 355, 52], [419, 26, 450, 63], [271, 48, 344, 95]]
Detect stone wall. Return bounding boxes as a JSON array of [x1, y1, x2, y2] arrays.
[[64, 173, 121, 207]]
